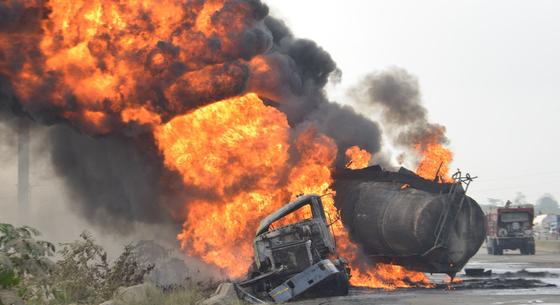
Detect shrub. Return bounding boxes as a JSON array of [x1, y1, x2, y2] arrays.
[[0, 225, 154, 305], [0, 224, 55, 277], [50, 232, 153, 305]]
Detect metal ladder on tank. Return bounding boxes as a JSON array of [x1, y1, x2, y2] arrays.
[[432, 169, 477, 253]]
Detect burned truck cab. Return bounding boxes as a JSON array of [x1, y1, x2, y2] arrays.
[[253, 195, 335, 272], [240, 194, 350, 302]]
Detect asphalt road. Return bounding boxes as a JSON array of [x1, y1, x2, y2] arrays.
[[291, 246, 560, 305]]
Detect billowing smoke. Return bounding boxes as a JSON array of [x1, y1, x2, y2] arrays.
[[47, 125, 187, 231], [262, 17, 382, 164], [0, 0, 382, 231], [351, 67, 448, 151]]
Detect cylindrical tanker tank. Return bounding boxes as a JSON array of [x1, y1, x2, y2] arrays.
[[333, 166, 486, 275]]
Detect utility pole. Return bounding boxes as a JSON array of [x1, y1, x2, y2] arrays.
[[17, 118, 30, 224]]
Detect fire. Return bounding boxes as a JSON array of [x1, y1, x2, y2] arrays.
[[3, 0, 263, 134], [351, 264, 433, 290], [415, 142, 453, 182], [154, 93, 337, 277], [445, 275, 463, 284], [345, 145, 371, 169], [154, 93, 289, 276], [445, 275, 463, 290]]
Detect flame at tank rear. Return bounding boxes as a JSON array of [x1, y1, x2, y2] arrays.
[[414, 132, 454, 182]]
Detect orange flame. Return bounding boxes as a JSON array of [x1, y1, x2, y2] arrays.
[[3, 0, 261, 134], [154, 93, 338, 278], [415, 142, 453, 182], [345, 145, 371, 169], [445, 275, 463, 290]]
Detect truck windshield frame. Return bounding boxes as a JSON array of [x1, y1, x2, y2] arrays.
[[255, 194, 326, 236], [500, 212, 530, 223]]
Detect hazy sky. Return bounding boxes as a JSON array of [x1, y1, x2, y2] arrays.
[[268, 0, 560, 205]]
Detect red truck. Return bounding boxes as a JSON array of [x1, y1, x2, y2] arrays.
[[486, 203, 535, 255]]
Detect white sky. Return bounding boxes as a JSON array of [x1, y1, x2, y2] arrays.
[[267, 0, 560, 205]]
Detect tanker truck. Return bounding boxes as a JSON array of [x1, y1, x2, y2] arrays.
[[235, 165, 485, 302], [333, 165, 486, 276]]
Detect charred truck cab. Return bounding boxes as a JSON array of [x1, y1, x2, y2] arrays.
[[238, 194, 350, 302], [486, 204, 535, 255]]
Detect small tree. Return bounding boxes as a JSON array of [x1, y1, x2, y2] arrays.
[[0, 224, 55, 277], [0, 223, 55, 303], [50, 231, 110, 304], [1, 225, 153, 305], [51, 232, 153, 304]]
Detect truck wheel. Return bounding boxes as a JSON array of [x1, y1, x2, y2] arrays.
[[325, 271, 350, 297], [334, 271, 350, 296], [305, 271, 349, 299], [495, 246, 503, 255], [489, 239, 498, 255], [486, 240, 493, 255]]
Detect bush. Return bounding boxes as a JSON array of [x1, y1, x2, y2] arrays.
[[0, 223, 55, 303], [0, 224, 155, 305], [0, 224, 55, 277], [49, 232, 153, 305]]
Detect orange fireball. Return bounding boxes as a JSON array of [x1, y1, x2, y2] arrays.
[[415, 142, 454, 182]]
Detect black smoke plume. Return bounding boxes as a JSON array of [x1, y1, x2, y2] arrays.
[[351, 67, 448, 151]]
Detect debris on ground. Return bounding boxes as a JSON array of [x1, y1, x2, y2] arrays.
[[199, 283, 243, 305], [464, 268, 492, 277], [446, 278, 556, 290], [498, 269, 559, 278]]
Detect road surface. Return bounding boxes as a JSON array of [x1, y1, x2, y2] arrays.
[[292, 246, 560, 305]]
